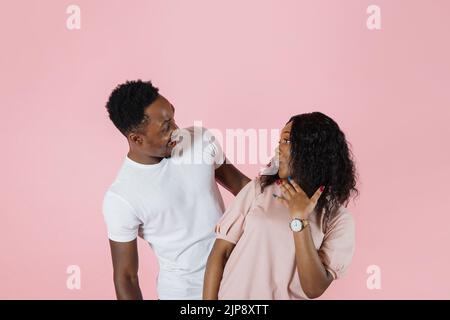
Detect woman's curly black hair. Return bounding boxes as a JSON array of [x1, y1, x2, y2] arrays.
[[260, 112, 358, 217]]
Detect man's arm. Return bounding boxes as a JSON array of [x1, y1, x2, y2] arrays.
[[109, 239, 143, 300], [215, 162, 251, 196]]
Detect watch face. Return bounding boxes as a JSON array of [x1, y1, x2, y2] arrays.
[[290, 219, 303, 232]]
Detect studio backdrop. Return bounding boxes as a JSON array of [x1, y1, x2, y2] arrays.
[[1, 0, 449, 299]]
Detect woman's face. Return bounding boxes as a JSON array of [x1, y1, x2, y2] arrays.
[[278, 121, 293, 179]]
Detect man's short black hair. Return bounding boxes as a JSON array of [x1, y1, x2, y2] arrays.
[[106, 80, 159, 136]]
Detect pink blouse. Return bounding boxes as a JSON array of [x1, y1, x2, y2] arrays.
[[215, 178, 355, 300]]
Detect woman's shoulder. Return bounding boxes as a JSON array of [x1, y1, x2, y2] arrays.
[[324, 205, 355, 233], [252, 176, 273, 196], [242, 177, 263, 197], [234, 176, 271, 204]]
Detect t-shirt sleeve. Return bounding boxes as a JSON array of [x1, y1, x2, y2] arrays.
[[318, 209, 356, 280], [102, 191, 142, 242], [202, 128, 226, 169], [215, 179, 257, 244], [173, 126, 226, 169]]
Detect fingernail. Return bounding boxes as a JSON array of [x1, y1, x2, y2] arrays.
[[320, 186, 325, 192]]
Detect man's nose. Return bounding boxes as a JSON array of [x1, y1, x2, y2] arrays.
[[169, 127, 180, 147], [168, 139, 177, 148]]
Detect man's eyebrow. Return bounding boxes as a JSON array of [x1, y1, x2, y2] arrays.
[[160, 119, 170, 127], [160, 117, 173, 127]]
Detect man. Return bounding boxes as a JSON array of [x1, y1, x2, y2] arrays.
[[103, 80, 250, 300]]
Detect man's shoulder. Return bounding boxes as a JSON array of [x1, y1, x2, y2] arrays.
[[103, 184, 129, 205], [103, 160, 137, 204]]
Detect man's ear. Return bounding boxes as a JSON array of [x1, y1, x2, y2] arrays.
[[128, 132, 143, 145]]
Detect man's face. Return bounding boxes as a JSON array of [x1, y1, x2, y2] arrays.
[[130, 95, 179, 158]]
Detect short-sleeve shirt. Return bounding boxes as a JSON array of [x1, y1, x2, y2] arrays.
[[103, 126, 226, 300], [215, 178, 355, 300]]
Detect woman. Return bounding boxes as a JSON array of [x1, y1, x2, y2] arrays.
[[203, 112, 358, 300]]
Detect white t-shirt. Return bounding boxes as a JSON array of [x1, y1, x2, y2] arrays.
[[103, 127, 226, 299]]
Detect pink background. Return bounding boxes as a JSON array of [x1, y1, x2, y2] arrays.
[[1, 0, 449, 299]]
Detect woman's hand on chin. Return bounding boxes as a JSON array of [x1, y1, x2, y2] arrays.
[[276, 177, 324, 220]]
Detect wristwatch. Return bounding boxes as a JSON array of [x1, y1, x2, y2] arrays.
[[289, 218, 309, 232]]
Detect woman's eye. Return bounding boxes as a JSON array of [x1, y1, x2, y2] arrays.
[[280, 138, 290, 144]]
